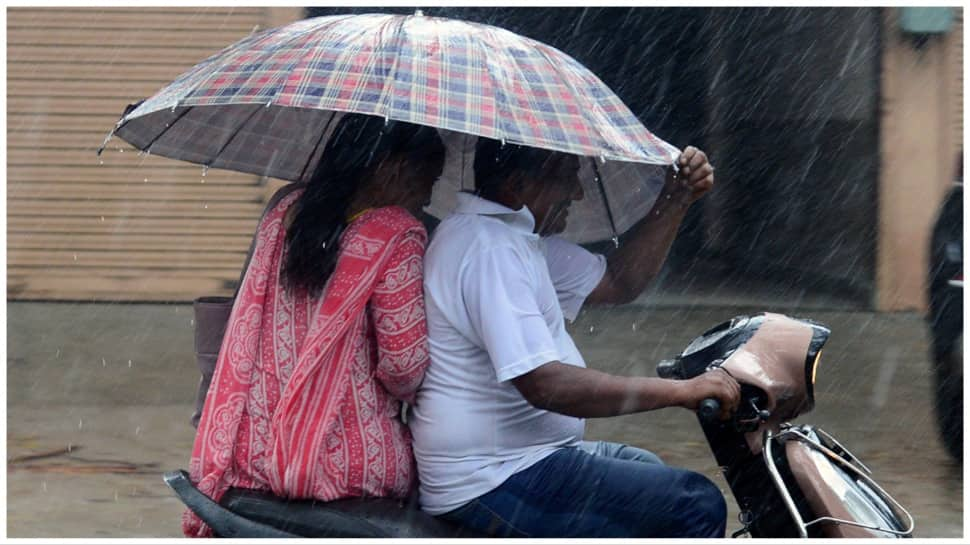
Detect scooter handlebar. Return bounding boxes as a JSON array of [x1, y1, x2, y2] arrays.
[[698, 398, 721, 422]]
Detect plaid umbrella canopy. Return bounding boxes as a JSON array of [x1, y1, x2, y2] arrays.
[[102, 12, 680, 243]]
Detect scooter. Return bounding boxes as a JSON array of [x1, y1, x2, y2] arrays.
[[657, 312, 914, 538], [165, 312, 914, 538]]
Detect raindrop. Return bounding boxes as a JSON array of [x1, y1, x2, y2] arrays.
[[589, 326, 595, 333], [137, 150, 145, 158], [384, 114, 390, 124], [500, 138, 506, 146], [100, 216, 105, 222], [631, 322, 637, 331], [55, 349, 61, 358], [144, 178, 149, 183], [190, 318, 195, 326], [203, 203, 209, 209], [73, 254, 77, 261], [114, 491, 119, 502], [135, 426, 141, 435], [102, 358, 107, 367], [67, 443, 73, 452], [202, 165, 209, 177], [78, 419, 83, 430], [118, 148, 124, 153], [599, 155, 606, 164], [128, 360, 132, 368], [322, 241, 327, 249], [99, 159, 104, 166], [42, 482, 47, 492]]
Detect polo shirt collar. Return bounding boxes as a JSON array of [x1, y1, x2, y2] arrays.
[[454, 192, 537, 235]]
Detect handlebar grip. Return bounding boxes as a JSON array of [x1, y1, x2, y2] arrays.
[[698, 398, 721, 422]]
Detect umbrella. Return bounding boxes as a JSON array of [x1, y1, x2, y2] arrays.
[[100, 12, 679, 243]]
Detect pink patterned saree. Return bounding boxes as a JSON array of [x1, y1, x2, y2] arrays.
[[184, 191, 430, 537]]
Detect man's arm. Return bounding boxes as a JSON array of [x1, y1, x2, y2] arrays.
[[586, 146, 715, 305], [511, 361, 740, 419]]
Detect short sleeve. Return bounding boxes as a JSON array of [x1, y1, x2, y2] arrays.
[[462, 246, 560, 382], [541, 235, 607, 322]]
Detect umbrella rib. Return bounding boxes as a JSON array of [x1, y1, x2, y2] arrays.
[[129, 106, 195, 156], [374, 14, 408, 119], [474, 25, 508, 144], [590, 157, 620, 246]]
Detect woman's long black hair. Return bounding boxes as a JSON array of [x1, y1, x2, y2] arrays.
[[283, 113, 442, 296]]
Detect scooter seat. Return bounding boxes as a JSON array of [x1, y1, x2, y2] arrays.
[[221, 487, 483, 538]]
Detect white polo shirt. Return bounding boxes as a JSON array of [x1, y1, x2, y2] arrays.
[[411, 193, 607, 515]]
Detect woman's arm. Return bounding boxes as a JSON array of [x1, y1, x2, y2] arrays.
[[370, 230, 430, 403]]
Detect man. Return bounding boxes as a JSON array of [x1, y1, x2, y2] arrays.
[[410, 138, 741, 538]]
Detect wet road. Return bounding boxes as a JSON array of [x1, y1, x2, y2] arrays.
[[6, 302, 963, 537]]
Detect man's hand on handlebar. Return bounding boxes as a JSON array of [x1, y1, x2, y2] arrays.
[[678, 368, 741, 421]]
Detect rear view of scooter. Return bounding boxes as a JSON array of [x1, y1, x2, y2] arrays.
[[657, 312, 914, 538]]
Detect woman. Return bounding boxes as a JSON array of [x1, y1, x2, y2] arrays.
[[184, 114, 446, 537]]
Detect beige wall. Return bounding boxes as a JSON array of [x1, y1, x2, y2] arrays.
[[7, 7, 304, 301], [878, 8, 963, 311]]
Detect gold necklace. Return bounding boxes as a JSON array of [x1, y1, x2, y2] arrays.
[[346, 207, 373, 223]]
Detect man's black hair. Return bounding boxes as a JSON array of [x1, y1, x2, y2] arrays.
[[473, 137, 559, 199]]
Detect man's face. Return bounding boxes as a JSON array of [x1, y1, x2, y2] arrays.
[[518, 153, 583, 235]]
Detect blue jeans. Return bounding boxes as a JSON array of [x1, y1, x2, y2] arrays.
[[440, 441, 726, 538]]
